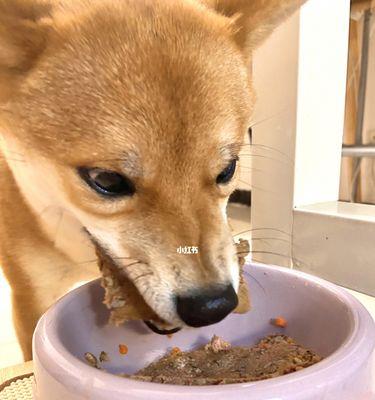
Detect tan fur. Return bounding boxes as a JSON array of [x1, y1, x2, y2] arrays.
[[0, 0, 306, 360]]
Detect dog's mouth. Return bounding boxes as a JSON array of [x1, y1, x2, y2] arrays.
[[144, 320, 182, 335], [89, 236, 183, 332]]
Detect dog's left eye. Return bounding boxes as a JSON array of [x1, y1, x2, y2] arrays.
[[78, 168, 135, 197], [216, 159, 237, 185]]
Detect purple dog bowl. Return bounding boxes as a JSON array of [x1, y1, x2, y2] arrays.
[[33, 263, 375, 400]]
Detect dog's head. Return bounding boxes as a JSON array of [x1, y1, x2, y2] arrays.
[[0, 0, 305, 331]]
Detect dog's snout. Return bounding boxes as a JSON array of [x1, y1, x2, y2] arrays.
[[176, 284, 238, 327]]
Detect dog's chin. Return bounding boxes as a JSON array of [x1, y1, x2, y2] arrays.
[[144, 320, 182, 335]]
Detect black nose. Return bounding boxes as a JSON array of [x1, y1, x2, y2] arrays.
[[176, 284, 238, 327]]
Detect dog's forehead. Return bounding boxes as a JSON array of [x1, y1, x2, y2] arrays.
[[11, 1, 252, 162]]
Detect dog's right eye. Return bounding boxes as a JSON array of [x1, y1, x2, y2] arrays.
[[78, 168, 135, 197]]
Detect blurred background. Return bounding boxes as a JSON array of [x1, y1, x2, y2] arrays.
[[340, 0, 375, 204]]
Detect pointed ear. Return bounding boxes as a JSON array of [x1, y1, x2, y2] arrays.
[[0, 0, 53, 101], [203, 0, 307, 55]]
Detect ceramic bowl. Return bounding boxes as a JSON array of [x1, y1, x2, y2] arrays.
[[33, 263, 375, 400]]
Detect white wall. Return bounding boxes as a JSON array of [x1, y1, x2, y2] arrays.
[[250, 12, 300, 266]]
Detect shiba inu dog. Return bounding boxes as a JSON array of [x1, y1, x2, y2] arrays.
[[0, 0, 306, 360]]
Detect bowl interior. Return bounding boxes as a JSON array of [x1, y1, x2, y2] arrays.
[[54, 264, 354, 375]]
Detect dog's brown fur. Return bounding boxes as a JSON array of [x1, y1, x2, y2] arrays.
[[0, 0, 306, 360]]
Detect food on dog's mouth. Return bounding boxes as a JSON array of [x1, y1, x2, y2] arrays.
[[96, 239, 251, 327], [233, 239, 251, 314], [270, 316, 287, 328], [124, 334, 322, 385], [96, 247, 159, 325]]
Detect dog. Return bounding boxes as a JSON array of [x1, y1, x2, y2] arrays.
[[0, 0, 306, 360]]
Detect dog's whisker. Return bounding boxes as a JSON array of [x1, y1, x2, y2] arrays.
[[238, 165, 264, 172], [237, 250, 290, 258], [3, 157, 27, 163], [132, 272, 154, 283], [81, 157, 127, 164], [239, 250, 308, 268], [238, 179, 251, 186], [53, 210, 64, 246], [232, 229, 252, 238], [51, 257, 142, 271], [243, 270, 266, 293], [36, 205, 53, 217], [76, 259, 98, 265], [240, 143, 294, 163], [121, 260, 144, 268], [61, 259, 99, 268], [3, 149, 26, 157], [248, 106, 291, 130], [247, 257, 268, 264], [239, 153, 293, 166], [237, 180, 277, 194], [233, 227, 292, 237], [236, 250, 252, 256], [250, 237, 291, 243]]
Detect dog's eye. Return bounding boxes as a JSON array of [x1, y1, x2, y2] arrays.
[[216, 159, 237, 185], [78, 168, 135, 197]]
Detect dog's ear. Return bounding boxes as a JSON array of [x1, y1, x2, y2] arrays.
[[203, 0, 307, 57], [0, 0, 53, 101]]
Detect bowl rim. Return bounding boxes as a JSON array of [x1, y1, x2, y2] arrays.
[[33, 262, 375, 396]]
